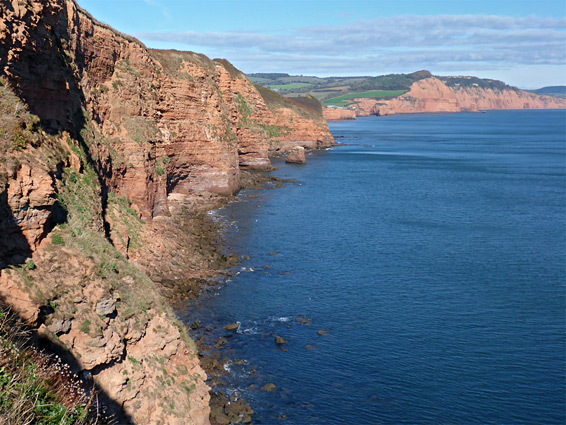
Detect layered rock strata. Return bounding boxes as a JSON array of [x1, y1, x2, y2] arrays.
[[322, 107, 357, 121], [0, 1, 333, 424]]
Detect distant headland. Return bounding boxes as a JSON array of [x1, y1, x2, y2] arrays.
[[248, 71, 566, 120]]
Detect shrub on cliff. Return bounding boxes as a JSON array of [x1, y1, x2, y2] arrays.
[[0, 78, 41, 153]]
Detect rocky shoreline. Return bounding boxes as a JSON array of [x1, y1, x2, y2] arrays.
[[0, 1, 333, 423], [175, 161, 336, 424], [173, 170, 299, 425]]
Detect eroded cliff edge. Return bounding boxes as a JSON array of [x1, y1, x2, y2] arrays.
[[323, 75, 566, 120], [0, 1, 333, 424]]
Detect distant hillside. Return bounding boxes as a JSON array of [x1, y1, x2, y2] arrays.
[[528, 86, 566, 98], [248, 71, 527, 107], [351, 70, 432, 92], [319, 74, 566, 120], [247, 73, 369, 102]]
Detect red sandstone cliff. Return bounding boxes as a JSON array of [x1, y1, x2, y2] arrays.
[[0, 1, 333, 424], [323, 76, 566, 119], [1, 0, 333, 219], [323, 107, 357, 121]]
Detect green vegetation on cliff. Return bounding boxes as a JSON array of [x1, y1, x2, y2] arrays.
[[439, 76, 519, 92], [0, 308, 106, 425], [254, 84, 323, 119], [0, 78, 41, 153]]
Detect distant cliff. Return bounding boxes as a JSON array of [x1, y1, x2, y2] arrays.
[[323, 75, 566, 120], [0, 1, 333, 424]]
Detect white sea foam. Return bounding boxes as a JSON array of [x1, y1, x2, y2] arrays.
[[269, 316, 292, 323], [239, 322, 260, 335]]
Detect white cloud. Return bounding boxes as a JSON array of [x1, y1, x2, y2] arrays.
[[136, 14, 566, 83]]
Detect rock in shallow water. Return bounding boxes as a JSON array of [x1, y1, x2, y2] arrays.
[[261, 383, 276, 391], [295, 316, 311, 325], [223, 322, 239, 331], [215, 337, 228, 348]]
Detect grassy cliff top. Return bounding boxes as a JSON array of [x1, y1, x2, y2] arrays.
[[254, 84, 323, 120], [439, 76, 519, 92]]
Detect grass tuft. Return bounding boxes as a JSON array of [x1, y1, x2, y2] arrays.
[[0, 307, 108, 424]]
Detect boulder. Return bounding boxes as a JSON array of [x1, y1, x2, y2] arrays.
[[285, 147, 306, 164], [223, 323, 239, 331], [261, 383, 276, 391], [95, 298, 116, 317], [47, 317, 72, 335]]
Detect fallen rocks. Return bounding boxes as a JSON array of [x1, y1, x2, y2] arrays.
[[210, 391, 254, 424], [274, 336, 287, 345]]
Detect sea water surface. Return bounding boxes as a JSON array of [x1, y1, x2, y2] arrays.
[[182, 110, 565, 424]]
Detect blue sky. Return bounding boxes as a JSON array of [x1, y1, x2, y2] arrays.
[[76, 0, 566, 88]]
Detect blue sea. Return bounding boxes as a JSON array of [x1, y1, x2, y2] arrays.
[[182, 110, 566, 424]]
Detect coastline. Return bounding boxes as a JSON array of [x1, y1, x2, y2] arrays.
[[180, 110, 566, 424], [0, 1, 334, 421], [171, 168, 305, 424], [324, 106, 566, 121]]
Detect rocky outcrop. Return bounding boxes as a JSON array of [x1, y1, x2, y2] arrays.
[[323, 107, 357, 121], [1, 0, 333, 220], [0, 1, 333, 424], [285, 146, 306, 164], [323, 76, 566, 120]]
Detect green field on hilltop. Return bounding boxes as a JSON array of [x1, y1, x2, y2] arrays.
[[248, 71, 527, 107], [266, 83, 312, 90], [323, 90, 407, 106]]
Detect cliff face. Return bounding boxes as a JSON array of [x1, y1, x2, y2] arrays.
[[1, 0, 333, 220], [324, 76, 566, 119], [0, 1, 333, 424], [322, 107, 357, 122]]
